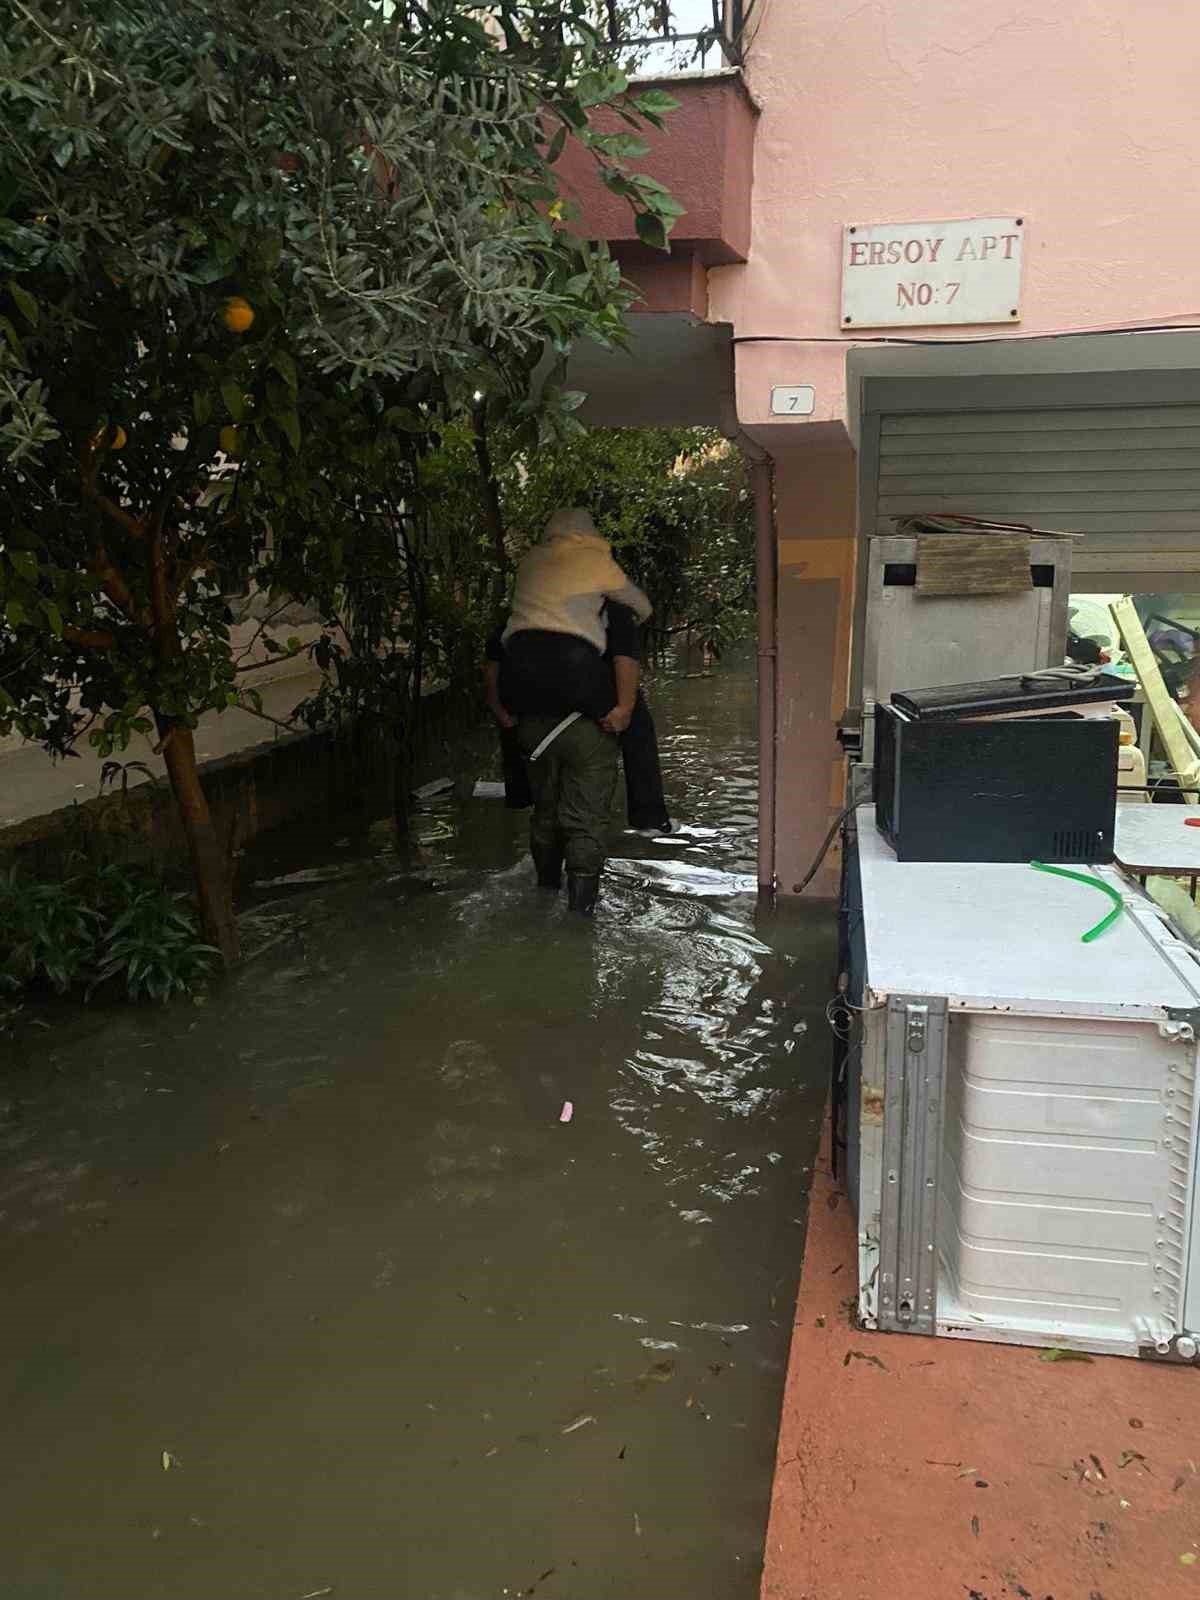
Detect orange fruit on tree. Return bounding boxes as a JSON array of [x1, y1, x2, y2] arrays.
[[89, 423, 127, 450], [222, 296, 255, 334]]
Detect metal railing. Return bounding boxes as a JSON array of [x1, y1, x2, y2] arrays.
[[603, 0, 755, 73]]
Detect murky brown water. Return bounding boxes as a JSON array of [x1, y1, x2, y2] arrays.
[[0, 654, 833, 1600]]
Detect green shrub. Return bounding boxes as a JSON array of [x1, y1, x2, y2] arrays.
[[0, 864, 217, 1012], [0, 869, 99, 994]]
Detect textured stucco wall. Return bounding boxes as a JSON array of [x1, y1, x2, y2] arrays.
[[714, 0, 1200, 431], [771, 448, 858, 896], [709, 0, 1200, 891], [556, 72, 758, 265]]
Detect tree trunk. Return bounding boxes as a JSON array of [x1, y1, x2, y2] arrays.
[[159, 722, 240, 966]]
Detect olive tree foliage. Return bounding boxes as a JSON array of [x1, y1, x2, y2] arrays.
[[0, 0, 683, 963]]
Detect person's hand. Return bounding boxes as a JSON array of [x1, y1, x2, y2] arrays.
[[490, 703, 517, 731], [601, 703, 633, 735]]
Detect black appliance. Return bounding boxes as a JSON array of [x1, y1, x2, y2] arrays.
[[874, 670, 1136, 864]]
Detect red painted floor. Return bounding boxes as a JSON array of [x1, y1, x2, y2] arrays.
[[762, 1135, 1200, 1600]]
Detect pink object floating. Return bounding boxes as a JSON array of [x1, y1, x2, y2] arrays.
[[559, 1100, 574, 1124]]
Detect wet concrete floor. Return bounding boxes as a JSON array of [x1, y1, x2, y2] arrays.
[[0, 655, 833, 1600]]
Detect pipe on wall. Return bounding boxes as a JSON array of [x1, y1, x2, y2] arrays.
[[749, 451, 777, 897]]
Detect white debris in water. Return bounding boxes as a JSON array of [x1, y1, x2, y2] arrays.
[[413, 777, 454, 799], [638, 1338, 681, 1351], [612, 1313, 647, 1325], [560, 1413, 596, 1435], [254, 864, 361, 889], [669, 1320, 751, 1335]]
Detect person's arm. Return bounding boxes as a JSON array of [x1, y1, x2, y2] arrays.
[[484, 659, 516, 730], [601, 655, 640, 735], [600, 555, 652, 623], [603, 600, 643, 666]]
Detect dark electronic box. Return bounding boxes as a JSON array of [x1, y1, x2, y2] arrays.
[[874, 670, 1136, 864]]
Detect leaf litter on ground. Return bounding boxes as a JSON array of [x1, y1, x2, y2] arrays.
[[633, 1358, 676, 1391], [1040, 1347, 1094, 1363], [843, 1349, 887, 1371]]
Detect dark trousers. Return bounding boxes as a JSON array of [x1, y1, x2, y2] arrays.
[[517, 716, 618, 877], [500, 691, 669, 830]]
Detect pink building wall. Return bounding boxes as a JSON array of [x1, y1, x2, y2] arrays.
[[714, 0, 1200, 431], [707, 0, 1200, 892]]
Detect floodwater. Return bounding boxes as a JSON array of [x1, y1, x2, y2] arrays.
[[0, 653, 833, 1600]]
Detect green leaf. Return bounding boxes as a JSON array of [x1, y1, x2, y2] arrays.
[[557, 100, 588, 133], [276, 411, 301, 452], [634, 212, 668, 251], [269, 349, 298, 393], [0, 315, 24, 360], [220, 380, 244, 422], [593, 132, 650, 160], [599, 171, 637, 201], [1039, 1347, 1094, 1363], [546, 125, 568, 165], [382, 406, 426, 433], [7, 279, 38, 326], [193, 390, 213, 426], [7, 548, 37, 581], [42, 599, 63, 637], [5, 598, 27, 628], [634, 89, 680, 118]]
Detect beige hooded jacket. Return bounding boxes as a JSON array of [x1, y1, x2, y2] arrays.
[[501, 508, 652, 653]]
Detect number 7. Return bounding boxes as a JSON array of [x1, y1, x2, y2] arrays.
[[945, 282, 961, 304]]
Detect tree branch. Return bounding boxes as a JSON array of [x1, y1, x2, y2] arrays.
[[234, 696, 303, 734], [91, 490, 146, 540], [62, 624, 117, 651], [88, 546, 138, 617], [78, 443, 141, 615], [233, 646, 309, 675]]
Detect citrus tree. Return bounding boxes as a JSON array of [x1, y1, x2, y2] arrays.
[[0, 0, 682, 964]]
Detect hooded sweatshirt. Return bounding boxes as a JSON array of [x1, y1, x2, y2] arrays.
[[502, 508, 651, 654]]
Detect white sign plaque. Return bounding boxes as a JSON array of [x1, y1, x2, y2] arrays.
[[841, 216, 1025, 329], [770, 384, 815, 417]]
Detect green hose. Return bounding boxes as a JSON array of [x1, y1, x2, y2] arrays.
[[1030, 861, 1125, 943]]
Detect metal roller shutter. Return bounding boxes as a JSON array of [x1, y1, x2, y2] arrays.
[[874, 404, 1200, 590]]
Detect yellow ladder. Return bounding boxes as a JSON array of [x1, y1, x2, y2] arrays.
[[1110, 596, 1200, 805]]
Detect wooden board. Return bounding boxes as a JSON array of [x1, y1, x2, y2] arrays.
[[915, 531, 1032, 596], [1111, 596, 1200, 806]]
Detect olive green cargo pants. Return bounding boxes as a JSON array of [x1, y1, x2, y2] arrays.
[[517, 716, 618, 877]]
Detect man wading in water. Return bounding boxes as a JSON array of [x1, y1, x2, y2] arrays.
[[484, 508, 663, 915]]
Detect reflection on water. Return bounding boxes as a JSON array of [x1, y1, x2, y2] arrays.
[[0, 651, 833, 1600]]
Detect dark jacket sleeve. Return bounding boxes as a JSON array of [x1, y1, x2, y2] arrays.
[[604, 600, 643, 664]]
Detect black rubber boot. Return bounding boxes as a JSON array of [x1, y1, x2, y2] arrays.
[[566, 872, 600, 916], [531, 844, 563, 890]]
